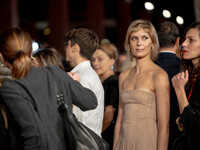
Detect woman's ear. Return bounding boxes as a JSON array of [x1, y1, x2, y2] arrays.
[[110, 58, 115, 67], [151, 46, 154, 50]]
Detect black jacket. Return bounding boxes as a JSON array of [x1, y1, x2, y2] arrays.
[[179, 77, 200, 150], [0, 66, 97, 150]]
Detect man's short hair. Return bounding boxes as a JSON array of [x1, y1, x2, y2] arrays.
[[157, 21, 179, 48], [64, 28, 99, 60]]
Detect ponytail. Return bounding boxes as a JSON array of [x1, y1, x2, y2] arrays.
[[0, 27, 33, 79], [12, 50, 31, 79]]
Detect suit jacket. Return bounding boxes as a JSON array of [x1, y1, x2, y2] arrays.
[[0, 66, 97, 150], [155, 52, 182, 149], [179, 77, 200, 150]]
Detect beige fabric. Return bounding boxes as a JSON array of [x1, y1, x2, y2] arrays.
[[116, 89, 157, 150]]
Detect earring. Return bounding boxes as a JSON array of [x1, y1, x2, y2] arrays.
[[1, 63, 5, 68], [2, 61, 10, 68], [110, 66, 114, 70], [31, 56, 35, 60]]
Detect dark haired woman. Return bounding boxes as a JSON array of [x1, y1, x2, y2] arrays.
[[172, 21, 200, 150]]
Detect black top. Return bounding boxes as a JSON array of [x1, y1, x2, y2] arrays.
[[102, 75, 119, 109], [179, 77, 200, 150], [102, 75, 119, 150], [0, 66, 97, 150]]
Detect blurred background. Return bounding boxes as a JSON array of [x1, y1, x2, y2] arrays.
[[0, 0, 199, 55]]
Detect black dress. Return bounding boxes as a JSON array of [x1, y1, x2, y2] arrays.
[[101, 75, 119, 150]]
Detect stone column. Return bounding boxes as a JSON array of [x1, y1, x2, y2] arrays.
[[85, 0, 105, 40], [0, 0, 19, 33], [193, 0, 200, 21], [48, 0, 69, 56], [116, 1, 132, 51]]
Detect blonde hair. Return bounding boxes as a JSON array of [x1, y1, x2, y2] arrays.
[[33, 48, 65, 70], [0, 27, 32, 79], [98, 43, 118, 61], [124, 19, 159, 61]]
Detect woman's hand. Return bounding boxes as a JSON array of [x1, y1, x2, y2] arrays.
[[67, 72, 81, 82], [172, 70, 188, 90], [172, 70, 189, 113]]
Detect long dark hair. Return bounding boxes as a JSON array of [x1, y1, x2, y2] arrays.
[[181, 21, 200, 88]]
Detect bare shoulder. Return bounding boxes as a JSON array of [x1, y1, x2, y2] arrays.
[[153, 65, 169, 86], [119, 68, 131, 81], [154, 64, 168, 77]]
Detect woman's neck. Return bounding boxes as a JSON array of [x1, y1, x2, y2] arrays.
[[99, 70, 115, 82], [135, 56, 153, 73]]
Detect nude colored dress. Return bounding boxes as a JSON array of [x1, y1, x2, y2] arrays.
[[115, 89, 157, 150]]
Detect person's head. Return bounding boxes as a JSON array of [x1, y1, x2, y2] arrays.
[[91, 43, 117, 76], [0, 27, 32, 79], [181, 21, 200, 63], [32, 48, 64, 70], [181, 21, 200, 82], [157, 21, 179, 49], [64, 28, 99, 65], [124, 19, 159, 61]]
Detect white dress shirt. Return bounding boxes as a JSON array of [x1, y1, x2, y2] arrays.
[[159, 51, 176, 54], [71, 61, 104, 137]]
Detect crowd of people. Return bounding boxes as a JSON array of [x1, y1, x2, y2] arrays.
[[0, 18, 200, 150]]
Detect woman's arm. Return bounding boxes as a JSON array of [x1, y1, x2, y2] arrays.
[[51, 66, 97, 111], [172, 70, 200, 133], [172, 70, 189, 113], [155, 70, 170, 150], [66, 74, 98, 111], [113, 71, 126, 150], [102, 105, 116, 132], [112, 96, 123, 150]]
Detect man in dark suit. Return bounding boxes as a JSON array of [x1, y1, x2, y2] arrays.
[[155, 21, 182, 150]]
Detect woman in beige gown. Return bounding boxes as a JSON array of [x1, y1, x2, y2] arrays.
[[113, 19, 170, 150]]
